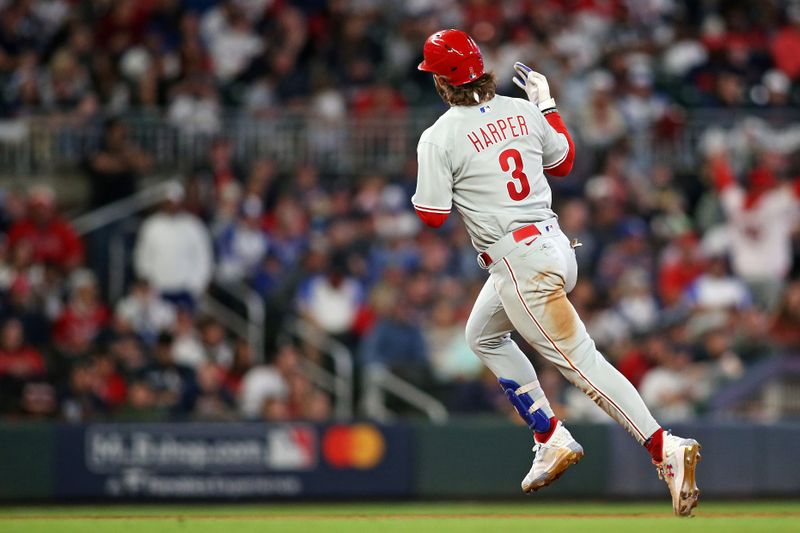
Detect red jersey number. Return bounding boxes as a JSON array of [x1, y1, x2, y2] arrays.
[[499, 148, 531, 201]]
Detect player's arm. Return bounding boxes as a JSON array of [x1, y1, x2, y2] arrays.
[[412, 138, 454, 228], [512, 62, 575, 177], [540, 109, 575, 177]]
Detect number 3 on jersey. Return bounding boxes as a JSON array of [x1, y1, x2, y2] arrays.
[[499, 148, 531, 201]]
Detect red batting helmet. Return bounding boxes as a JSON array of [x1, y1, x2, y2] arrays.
[[418, 29, 485, 86]]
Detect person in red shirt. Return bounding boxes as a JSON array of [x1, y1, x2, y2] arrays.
[[771, 8, 800, 80], [616, 335, 669, 389], [7, 186, 84, 271], [658, 231, 706, 307], [53, 271, 109, 353], [0, 318, 45, 381], [93, 353, 128, 409]]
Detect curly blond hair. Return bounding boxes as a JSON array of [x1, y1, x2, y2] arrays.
[[434, 72, 497, 107]]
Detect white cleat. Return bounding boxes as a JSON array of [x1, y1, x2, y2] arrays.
[[655, 433, 702, 517], [521, 420, 584, 493]]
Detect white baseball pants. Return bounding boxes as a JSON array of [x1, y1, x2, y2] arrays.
[[466, 225, 660, 444]]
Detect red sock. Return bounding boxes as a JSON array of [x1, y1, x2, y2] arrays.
[[645, 428, 664, 463], [534, 416, 559, 444]]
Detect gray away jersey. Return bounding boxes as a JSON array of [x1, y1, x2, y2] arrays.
[[412, 94, 569, 251]]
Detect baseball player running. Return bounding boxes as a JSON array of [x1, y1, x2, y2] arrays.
[[412, 29, 701, 517]]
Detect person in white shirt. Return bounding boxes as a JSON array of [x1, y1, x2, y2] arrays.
[[134, 183, 213, 309], [708, 152, 800, 309], [115, 279, 176, 345], [640, 350, 699, 423], [296, 260, 363, 339], [238, 344, 298, 418]]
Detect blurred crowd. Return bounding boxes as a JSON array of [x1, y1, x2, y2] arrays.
[[1, 134, 799, 423], [1, 0, 800, 425], [1, 0, 800, 124]]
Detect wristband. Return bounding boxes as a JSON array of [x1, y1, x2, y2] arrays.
[[538, 97, 556, 112]]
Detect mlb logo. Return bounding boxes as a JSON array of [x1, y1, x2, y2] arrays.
[[545, 225, 553, 232], [480, 105, 491, 113], [266, 426, 317, 470]]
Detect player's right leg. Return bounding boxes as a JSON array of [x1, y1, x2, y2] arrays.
[[466, 278, 583, 493]]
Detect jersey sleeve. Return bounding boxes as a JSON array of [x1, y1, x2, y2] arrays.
[[540, 113, 570, 171], [412, 139, 453, 216]]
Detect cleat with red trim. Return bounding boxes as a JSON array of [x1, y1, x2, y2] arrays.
[[655, 433, 702, 517]]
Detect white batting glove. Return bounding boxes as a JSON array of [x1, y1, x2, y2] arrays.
[[512, 62, 556, 112]]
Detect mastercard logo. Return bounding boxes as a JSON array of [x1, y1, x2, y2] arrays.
[[321, 424, 386, 469]]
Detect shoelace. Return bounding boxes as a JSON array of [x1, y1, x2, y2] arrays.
[[656, 463, 666, 480]]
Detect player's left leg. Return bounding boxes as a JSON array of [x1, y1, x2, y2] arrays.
[[466, 277, 583, 492]]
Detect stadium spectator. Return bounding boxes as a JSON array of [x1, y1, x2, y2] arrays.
[[658, 232, 706, 308], [7, 186, 83, 271], [708, 152, 800, 308], [0, 268, 51, 347], [596, 217, 654, 289], [167, 74, 222, 136], [223, 338, 255, 397], [115, 279, 177, 346], [137, 332, 198, 416], [576, 70, 627, 152], [769, 281, 800, 348], [92, 353, 127, 411], [195, 137, 245, 204], [134, 183, 213, 308], [117, 379, 167, 421], [285, 372, 332, 421], [0, 316, 44, 376], [85, 118, 153, 209], [639, 347, 701, 422], [770, 5, 800, 80], [425, 300, 480, 383], [693, 328, 745, 390], [617, 335, 663, 390], [359, 296, 430, 383], [193, 361, 237, 420], [761, 69, 792, 107], [239, 343, 298, 419], [61, 359, 108, 422], [198, 317, 234, 368], [171, 308, 205, 368], [296, 257, 364, 343], [0, 318, 46, 413], [215, 195, 269, 283], [684, 251, 752, 312], [52, 270, 109, 355]]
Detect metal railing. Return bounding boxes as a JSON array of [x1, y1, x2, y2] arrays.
[[361, 364, 448, 423], [0, 112, 438, 176], [72, 179, 179, 236], [5, 108, 798, 178], [283, 317, 450, 422], [710, 355, 800, 420], [212, 281, 266, 364], [283, 319, 354, 420]]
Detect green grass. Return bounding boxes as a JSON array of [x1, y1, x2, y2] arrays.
[[1, 501, 799, 532]]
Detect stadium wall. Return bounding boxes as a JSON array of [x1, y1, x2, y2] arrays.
[[1, 420, 798, 501]]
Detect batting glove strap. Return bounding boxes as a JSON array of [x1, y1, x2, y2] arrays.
[[538, 98, 557, 113]]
